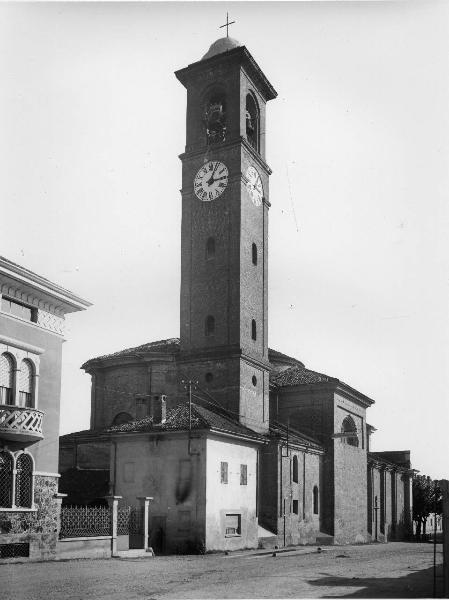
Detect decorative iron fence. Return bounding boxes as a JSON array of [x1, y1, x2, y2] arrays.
[[117, 506, 144, 535], [59, 505, 112, 538]]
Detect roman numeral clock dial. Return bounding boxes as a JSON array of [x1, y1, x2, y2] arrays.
[[194, 160, 229, 201], [246, 165, 263, 207]]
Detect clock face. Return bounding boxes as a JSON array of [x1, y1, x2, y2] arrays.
[[246, 165, 263, 207], [194, 161, 229, 202]]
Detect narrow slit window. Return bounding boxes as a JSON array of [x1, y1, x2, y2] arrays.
[[292, 455, 298, 483], [252, 243, 257, 266], [205, 315, 215, 337], [251, 319, 257, 341], [206, 237, 215, 260], [313, 485, 319, 515]]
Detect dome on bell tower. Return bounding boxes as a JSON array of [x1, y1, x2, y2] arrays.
[[201, 37, 242, 60]]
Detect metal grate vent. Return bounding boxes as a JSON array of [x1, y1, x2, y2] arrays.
[[15, 453, 33, 508], [0, 451, 13, 508], [0, 543, 30, 558]]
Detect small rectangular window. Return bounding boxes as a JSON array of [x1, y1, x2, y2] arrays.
[[293, 500, 299, 514], [220, 461, 228, 484], [240, 464, 247, 486], [225, 513, 241, 536], [1, 297, 36, 322]]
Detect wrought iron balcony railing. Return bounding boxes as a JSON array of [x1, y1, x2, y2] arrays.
[[0, 405, 44, 443]]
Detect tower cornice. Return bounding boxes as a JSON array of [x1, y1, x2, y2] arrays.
[[179, 136, 272, 175], [175, 46, 277, 102]]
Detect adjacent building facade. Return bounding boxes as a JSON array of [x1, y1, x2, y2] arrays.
[[59, 36, 413, 552], [0, 256, 90, 560]]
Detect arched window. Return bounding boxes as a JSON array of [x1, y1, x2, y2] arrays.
[[251, 319, 257, 341], [0, 451, 13, 508], [19, 359, 33, 408], [292, 455, 299, 483], [204, 92, 227, 144], [313, 485, 319, 515], [252, 243, 258, 266], [205, 315, 215, 337], [341, 415, 359, 447], [246, 93, 260, 152], [111, 412, 133, 426], [206, 237, 215, 260], [15, 453, 33, 508], [0, 353, 14, 405]]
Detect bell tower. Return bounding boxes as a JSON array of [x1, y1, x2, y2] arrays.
[[175, 37, 277, 433]]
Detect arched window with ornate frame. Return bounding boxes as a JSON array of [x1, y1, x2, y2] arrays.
[[246, 92, 260, 152], [0, 450, 34, 509], [0, 352, 15, 405], [19, 359, 34, 408], [15, 452, 34, 508], [0, 450, 14, 508]]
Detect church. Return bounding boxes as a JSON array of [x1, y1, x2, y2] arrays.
[[59, 35, 414, 553]]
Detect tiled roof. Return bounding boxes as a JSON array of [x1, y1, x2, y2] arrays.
[[82, 337, 304, 371], [269, 420, 323, 450], [107, 401, 264, 442], [60, 429, 101, 442], [369, 451, 411, 470], [270, 365, 337, 387], [82, 338, 181, 368], [268, 347, 304, 368]]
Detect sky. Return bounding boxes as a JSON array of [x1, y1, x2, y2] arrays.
[[1, 1, 448, 480]]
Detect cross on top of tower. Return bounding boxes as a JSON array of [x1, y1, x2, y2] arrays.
[[219, 12, 235, 38]]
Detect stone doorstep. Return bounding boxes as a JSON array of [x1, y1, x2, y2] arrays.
[[114, 549, 155, 559], [315, 533, 335, 546]]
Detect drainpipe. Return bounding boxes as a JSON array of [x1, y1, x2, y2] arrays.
[[283, 498, 286, 547], [256, 448, 259, 518], [302, 451, 306, 520], [112, 440, 118, 496]]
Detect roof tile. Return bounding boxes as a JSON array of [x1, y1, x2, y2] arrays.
[[270, 365, 336, 387], [107, 401, 264, 441]]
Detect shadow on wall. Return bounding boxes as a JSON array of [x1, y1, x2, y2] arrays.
[[306, 564, 443, 598], [175, 460, 192, 505]]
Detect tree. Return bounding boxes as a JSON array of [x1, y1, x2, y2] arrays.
[[412, 475, 442, 540]]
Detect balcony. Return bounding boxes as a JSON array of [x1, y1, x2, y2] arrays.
[[0, 405, 44, 443]]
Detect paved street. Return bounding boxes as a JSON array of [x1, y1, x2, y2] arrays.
[[0, 542, 443, 599]]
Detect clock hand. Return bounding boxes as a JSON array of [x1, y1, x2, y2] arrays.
[[207, 162, 220, 186]]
